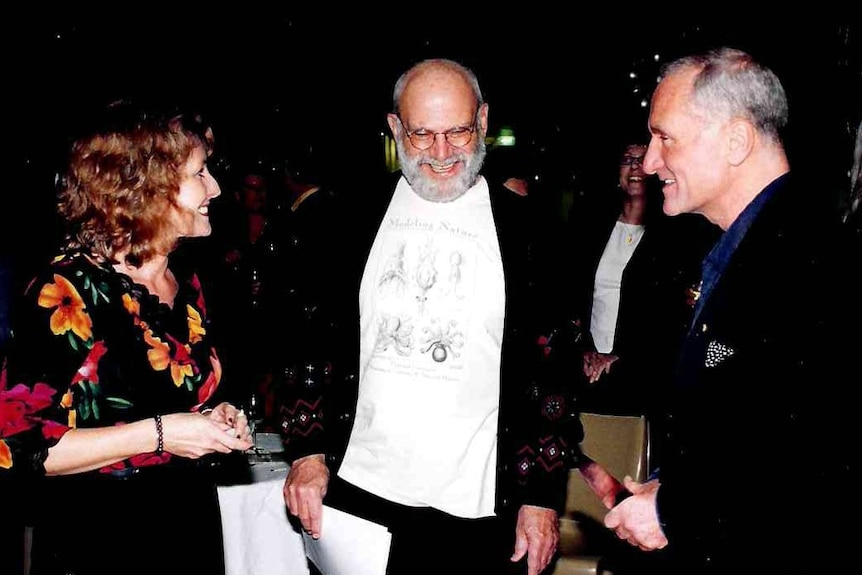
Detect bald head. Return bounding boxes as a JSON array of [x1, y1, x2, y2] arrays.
[[392, 59, 483, 116]]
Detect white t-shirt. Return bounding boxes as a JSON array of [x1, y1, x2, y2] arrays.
[[589, 221, 645, 354], [338, 176, 504, 519]]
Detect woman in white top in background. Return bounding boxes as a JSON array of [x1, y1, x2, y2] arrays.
[[560, 137, 715, 417]]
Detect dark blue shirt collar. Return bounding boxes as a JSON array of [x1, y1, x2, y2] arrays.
[[691, 172, 790, 326]]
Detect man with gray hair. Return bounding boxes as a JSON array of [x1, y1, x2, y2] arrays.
[[604, 47, 860, 573]]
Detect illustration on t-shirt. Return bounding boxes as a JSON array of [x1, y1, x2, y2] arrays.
[[420, 317, 464, 362], [374, 313, 414, 356]]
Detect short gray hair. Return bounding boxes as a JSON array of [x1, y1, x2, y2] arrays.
[[661, 47, 789, 142]]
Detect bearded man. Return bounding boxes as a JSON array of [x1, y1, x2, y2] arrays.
[[280, 58, 583, 575]]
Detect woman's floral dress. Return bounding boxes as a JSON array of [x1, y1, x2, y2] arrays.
[[0, 250, 233, 573], [0, 250, 223, 477]]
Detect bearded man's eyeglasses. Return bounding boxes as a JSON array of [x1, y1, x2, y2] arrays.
[[397, 115, 478, 151]]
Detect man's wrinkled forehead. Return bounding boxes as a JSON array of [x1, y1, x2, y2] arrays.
[[401, 69, 476, 111]]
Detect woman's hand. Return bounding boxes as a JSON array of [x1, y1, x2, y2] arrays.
[[206, 402, 253, 445], [162, 407, 252, 458], [42, 408, 253, 475]]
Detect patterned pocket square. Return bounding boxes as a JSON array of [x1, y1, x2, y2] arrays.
[[705, 340, 735, 368]]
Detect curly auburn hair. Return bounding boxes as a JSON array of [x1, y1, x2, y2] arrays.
[[57, 103, 207, 267]]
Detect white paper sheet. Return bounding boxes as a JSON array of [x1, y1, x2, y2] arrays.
[[218, 476, 309, 575], [303, 505, 392, 575]]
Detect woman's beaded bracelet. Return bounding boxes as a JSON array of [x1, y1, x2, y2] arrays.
[[154, 414, 164, 454]]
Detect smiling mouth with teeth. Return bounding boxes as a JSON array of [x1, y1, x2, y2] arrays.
[[428, 162, 457, 173]]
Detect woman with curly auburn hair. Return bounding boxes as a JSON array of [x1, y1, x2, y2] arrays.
[[0, 101, 252, 575]]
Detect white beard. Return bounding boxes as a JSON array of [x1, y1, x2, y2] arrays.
[[396, 136, 486, 203]]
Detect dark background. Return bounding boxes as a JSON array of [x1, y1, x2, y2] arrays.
[[5, 14, 861, 257]]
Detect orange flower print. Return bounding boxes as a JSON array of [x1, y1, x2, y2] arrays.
[[169, 341, 196, 388], [171, 360, 195, 388], [0, 439, 11, 469], [187, 304, 205, 344], [38, 274, 93, 342], [122, 293, 141, 324], [144, 331, 195, 388], [144, 331, 170, 371]]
